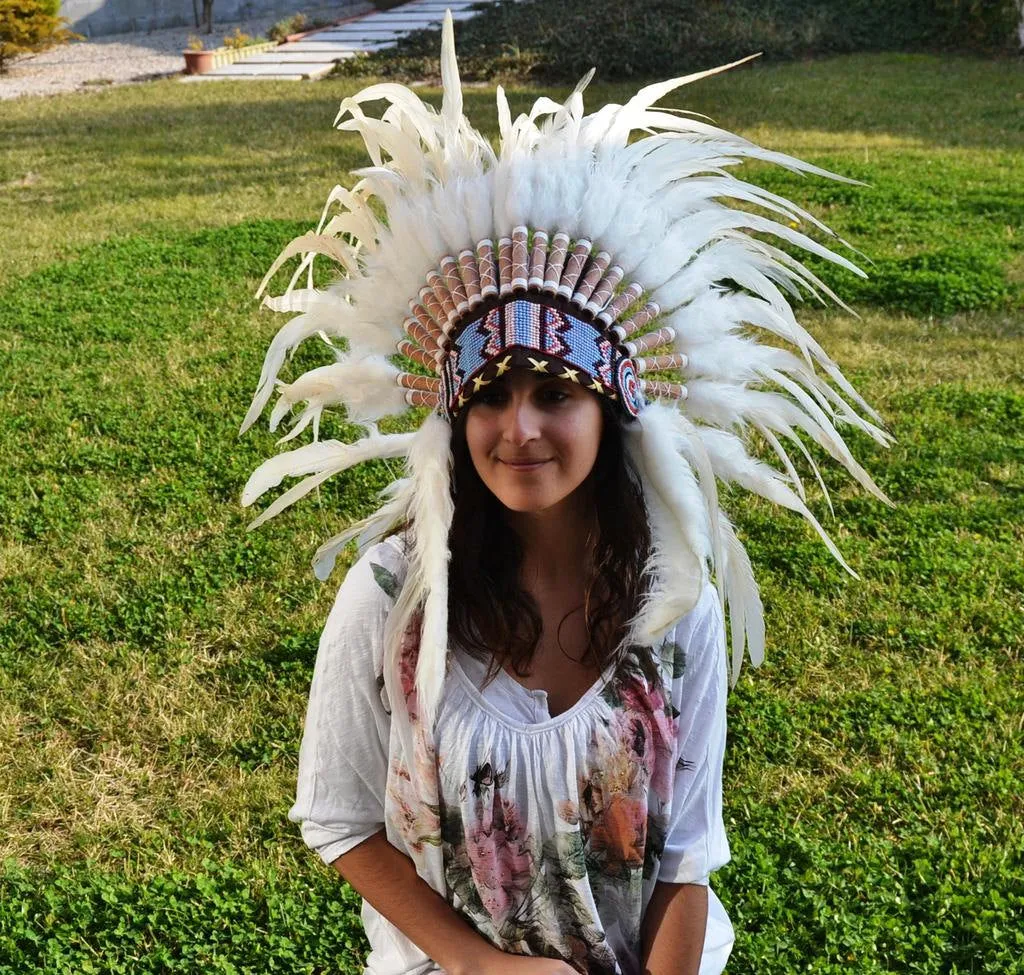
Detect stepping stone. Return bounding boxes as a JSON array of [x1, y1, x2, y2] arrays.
[[240, 51, 354, 63], [398, 1, 477, 8], [346, 14, 446, 24], [283, 38, 392, 51], [211, 61, 335, 78], [350, 7, 477, 22], [277, 41, 356, 50], [313, 27, 438, 36]]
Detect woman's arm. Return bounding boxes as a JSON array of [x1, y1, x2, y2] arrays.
[[640, 881, 708, 975], [333, 832, 578, 975]]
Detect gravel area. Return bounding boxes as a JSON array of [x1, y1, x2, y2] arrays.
[[0, 4, 370, 100]]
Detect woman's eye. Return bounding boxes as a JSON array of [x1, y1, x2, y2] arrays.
[[539, 388, 570, 404], [474, 389, 507, 407]]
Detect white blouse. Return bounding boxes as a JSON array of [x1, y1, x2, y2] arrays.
[[290, 536, 734, 974]]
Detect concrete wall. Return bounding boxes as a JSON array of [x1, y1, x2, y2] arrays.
[[61, 0, 368, 37]]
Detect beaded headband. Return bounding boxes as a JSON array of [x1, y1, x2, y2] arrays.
[[393, 226, 684, 419]]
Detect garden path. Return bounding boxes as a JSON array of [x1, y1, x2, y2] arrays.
[[201, 0, 484, 81]]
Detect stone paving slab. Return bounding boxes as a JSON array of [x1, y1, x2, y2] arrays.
[[389, 1, 476, 9], [353, 7, 476, 18], [273, 40, 367, 51], [352, 9, 457, 18], [311, 27, 435, 37], [238, 51, 356, 63], [282, 38, 392, 50], [312, 15, 476, 35], [331, 18, 442, 26], [213, 62, 334, 77]]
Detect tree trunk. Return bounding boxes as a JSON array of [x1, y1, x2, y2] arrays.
[[202, 0, 214, 34]]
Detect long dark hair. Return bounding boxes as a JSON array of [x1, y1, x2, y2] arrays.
[[447, 395, 651, 683]]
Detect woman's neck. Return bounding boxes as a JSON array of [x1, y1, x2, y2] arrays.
[[507, 493, 595, 592]]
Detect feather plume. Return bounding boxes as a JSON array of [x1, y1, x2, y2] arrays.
[[240, 295, 348, 435], [383, 414, 453, 731], [242, 433, 415, 516], [313, 477, 414, 581], [268, 356, 407, 443], [718, 511, 765, 681], [623, 413, 709, 645]]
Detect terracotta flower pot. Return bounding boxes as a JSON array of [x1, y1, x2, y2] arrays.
[[183, 49, 215, 75]]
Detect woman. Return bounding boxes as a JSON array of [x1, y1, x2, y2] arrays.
[[288, 367, 733, 973], [240, 15, 887, 974]]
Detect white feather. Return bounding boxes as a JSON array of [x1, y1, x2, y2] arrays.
[[717, 511, 765, 682], [697, 427, 856, 576], [623, 413, 709, 644], [270, 356, 406, 444], [312, 477, 415, 581], [382, 414, 453, 731], [241, 433, 415, 511], [240, 297, 350, 435]]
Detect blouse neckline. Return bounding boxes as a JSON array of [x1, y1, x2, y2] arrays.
[[449, 651, 619, 735]]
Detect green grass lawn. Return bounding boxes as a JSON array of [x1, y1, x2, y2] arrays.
[[1, 53, 1021, 973]]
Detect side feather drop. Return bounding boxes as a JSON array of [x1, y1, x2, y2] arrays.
[[383, 413, 454, 731]]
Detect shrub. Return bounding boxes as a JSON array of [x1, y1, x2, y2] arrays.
[[223, 27, 256, 50], [268, 12, 306, 42], [841, 248, 1016, 317], [0, 0, 78, 73], [335, 0, 1024, 83]]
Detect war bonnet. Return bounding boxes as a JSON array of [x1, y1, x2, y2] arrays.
[[240, 13, 891, 728]]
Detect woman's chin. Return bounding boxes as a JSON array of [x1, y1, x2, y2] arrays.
[[498, 494, 559, 515], [495, 486, 581, 517]]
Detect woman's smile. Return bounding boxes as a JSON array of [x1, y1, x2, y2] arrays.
[[465, 369, 604, 515], [498, 456, 552, 471]]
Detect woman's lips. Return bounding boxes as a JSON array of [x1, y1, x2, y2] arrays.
[[499, 458, 550, 471]]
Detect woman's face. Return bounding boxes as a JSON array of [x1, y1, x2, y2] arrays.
[[464, 368, 604, 516]]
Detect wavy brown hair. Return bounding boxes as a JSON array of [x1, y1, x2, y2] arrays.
[[447, 394, 651, 684]]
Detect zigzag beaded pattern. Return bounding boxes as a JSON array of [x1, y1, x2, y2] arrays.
[[394, 228, 687, 409]]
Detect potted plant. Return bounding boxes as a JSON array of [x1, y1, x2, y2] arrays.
[[182, 29, 279, 75], [182, 34, 213, 74]]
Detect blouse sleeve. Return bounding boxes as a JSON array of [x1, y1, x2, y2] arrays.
[[287, 537, 407, 866], [656, 584, 731, 886]]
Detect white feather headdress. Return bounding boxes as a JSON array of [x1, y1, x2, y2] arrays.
[[241, 13, 890, 728]]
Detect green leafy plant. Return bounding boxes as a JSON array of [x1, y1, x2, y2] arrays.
[[222, 26, 255, 49], [335, 0, 1024, 82], [0, 0, 79, 73], [267, 11, 306, 42]]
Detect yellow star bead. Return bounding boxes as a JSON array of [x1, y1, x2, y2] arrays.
[[588, 378, 605, 393], [494, 355, 513, 377], [559, 367, 580, 383], [527, 358, 550, 373], [458, 392, 469, 407], [471, 375, 491, 392]]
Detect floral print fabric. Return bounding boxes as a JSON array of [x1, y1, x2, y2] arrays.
[[290, 537, 731, 975]]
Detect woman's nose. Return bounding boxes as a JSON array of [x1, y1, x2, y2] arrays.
[[502, 396, 540, 445]]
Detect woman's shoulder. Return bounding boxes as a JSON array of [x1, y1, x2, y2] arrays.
[[321, 534, 411, 646], [348, 533, 410, 600], [673, 583, 723, 643], [659, 583, 724, 678]]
